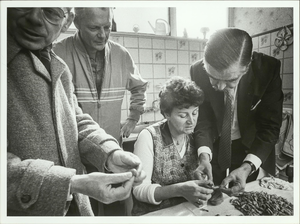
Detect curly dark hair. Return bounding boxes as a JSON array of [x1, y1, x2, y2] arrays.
[[159, 76, 204, 117]]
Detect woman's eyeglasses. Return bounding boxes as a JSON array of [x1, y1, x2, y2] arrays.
[[14, 8, 68, 25]]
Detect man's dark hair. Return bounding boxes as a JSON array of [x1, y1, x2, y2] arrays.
[[204, 28, 253, 73]]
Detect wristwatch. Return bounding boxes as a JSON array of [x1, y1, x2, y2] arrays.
[[243, 161, 256, 176]]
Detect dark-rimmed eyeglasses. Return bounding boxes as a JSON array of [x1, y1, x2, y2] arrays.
[[14, 8, 68, 25]]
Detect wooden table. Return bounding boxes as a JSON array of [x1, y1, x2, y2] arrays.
[[144, 180, 293, 216]]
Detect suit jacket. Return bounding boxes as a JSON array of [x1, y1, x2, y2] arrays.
[[190, 52, 283, 175], [7, 34, 121, 216]]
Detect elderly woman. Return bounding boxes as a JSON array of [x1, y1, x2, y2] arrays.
[[131, 76, 214, 216]]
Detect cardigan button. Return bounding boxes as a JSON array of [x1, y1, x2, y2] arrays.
[[21, 195, 31, 203]]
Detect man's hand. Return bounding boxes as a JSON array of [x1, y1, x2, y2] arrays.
[[193, 153, 213, 181], [121, 119, 138, 138], [106, 150, 146, 186], [178, 180, 214, 207], [70, 172, 135, 204], [219, 163, 252, 196]]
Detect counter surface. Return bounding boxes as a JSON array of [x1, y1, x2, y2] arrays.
[[144, 179, 293, 216]]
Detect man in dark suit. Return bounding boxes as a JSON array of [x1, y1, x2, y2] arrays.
[[190, 28, 283, 195]]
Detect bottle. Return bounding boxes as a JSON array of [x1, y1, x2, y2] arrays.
[[183, 28, 188, 38]]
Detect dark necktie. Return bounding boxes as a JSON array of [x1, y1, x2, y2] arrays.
[[32, 45, 52, 73], [218, 89, 233, 171]]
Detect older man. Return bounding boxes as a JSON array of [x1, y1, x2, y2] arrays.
[[54, 7, 148, 144], [7, 7, 145, 216]]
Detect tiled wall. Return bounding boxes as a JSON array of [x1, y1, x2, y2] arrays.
[[57, 30, 206, 124], [251, 26, 294, 109], [230, 7, 294, 110], [57, 27, 293, 124], [109, 33, 206, 123]]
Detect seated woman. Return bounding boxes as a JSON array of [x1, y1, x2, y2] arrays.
[[132, 76, 214, 216]]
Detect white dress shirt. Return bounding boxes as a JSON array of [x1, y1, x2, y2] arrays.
[[198, 86, 262, 170]]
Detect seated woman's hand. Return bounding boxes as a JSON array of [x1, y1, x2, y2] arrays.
[[178, 180, 214, 207]]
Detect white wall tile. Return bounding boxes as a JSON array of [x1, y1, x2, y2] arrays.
[[153, 50, 165, 64], [124, 37, 138, 48], [178, 40, 188, 50], [139, 49, 153, 63], [153, 78, 167, 93], [189, 41, 200, 51], [127, 48, 139, 63], [283, 90, 293, 105], [283, 45, 293, 58], [141, 112, 155, 122], [270, 31, 278, 45], [166, 50, 177, 63], [153, 39, 165, 49], [165, 40, 177, 49], [259, 33, 271, 48], [199, 52, 204, 60], [178, 65, 190, 78], [178, 51, 189, 64], [146, 79, 154, 93], [283, 58, 293, 73], [139, 38, 152, 48], [271, 45, 284, 59], [153, 65, 166, 79], [145, 93, 154, 107], [190, 52, 200, 64], [200, 42, 206, 51], [282, 74, 293, 89], [166, 65, 178, 78], [139, 64, 153, 79]]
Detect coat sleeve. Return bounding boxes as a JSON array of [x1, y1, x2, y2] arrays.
[[124, 50, 148, 122], [190, 63, 215, 151], [248, 59, 283, 163], [7, 152, 75, 216], [73, 92, 122, 172]]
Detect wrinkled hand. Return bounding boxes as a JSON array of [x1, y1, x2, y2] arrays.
[[70, 172, 135, 204], [121, 119, 138, 138], [178, 180, 214, 208], [193, 153, 213, 181], [106, 150, 146, 186], [219, 163, 251, 196]]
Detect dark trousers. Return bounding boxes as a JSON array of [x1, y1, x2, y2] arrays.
[[211, 138, 259, 186]]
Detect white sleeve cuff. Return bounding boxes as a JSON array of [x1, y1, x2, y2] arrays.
[[243, 154, 262, 170], [149, 185, 162, 205], [133, 183, 162, 205], [197, 146, 212, 161]]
